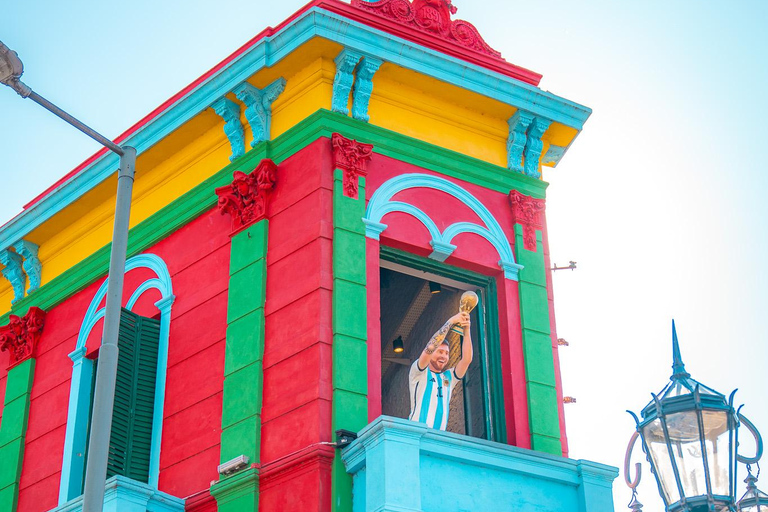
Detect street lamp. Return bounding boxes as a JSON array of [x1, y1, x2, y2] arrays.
[[737, 467, 768, 512], [624, 321, 764, 512], [1, 41, 136, 512]]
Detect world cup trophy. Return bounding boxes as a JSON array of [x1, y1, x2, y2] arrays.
[[446, 291, 478, 367]]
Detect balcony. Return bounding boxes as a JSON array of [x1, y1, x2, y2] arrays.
[[342, 416, 618, 512]]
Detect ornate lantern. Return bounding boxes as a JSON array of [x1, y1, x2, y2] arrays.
[[624, 322, 763, 512], [737, 468, 768, 512]]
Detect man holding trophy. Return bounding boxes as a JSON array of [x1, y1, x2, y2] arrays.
[[408, 291, 478, 431]]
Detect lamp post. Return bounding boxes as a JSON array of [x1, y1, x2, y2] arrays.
[[1, 41, 135, 512], [624, 321, 765, 512]]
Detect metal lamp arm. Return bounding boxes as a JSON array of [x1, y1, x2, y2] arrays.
[[624, 431, 642, 489], [738, 413, 764, 465]]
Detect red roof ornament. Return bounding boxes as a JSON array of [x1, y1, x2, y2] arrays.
[[509, 190, 546, 252], [332, 133, 374, 199], [352, 0, 502, 58], [0, 307, 46, 369], [216, 159, 278, 234]]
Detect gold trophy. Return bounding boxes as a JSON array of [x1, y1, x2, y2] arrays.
[[446, 291, 479, 368]]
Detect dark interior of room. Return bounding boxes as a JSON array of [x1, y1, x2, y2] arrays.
[[379, 266, 487, 439]]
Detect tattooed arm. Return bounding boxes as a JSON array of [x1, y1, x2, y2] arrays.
[[417, 313, 468, 370]]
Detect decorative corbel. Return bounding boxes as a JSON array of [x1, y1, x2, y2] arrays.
[[523, 117, 552, 179], [13, 240, 41, 294], [332, 133, 373, 199], [542, 144, 567, 167], [332, 49, 363, 116], [0, 249, 26, 305], [509, 190, 546, 252], [0, 306, 46, 368], [507, 111, 535, 173], [215, 158, 278, 234], [211, 97, 245, 162], [233, 77, 287, 148], [351, 56, 383, 122]]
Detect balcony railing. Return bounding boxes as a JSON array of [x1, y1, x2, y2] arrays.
[[342, 416, 618, 512]]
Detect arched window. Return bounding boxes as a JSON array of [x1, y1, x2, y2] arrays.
[[58, 254, 174, 504]]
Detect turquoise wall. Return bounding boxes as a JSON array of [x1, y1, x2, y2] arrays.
[[342, 416, 617, 512]]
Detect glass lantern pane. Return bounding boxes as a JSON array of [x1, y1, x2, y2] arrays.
[[701, 409, 731, 496], [643, 419, 681, 504], [666, 411, 708, 498]]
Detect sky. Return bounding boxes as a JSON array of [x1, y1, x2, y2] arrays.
[[2, 1, 767, 510]]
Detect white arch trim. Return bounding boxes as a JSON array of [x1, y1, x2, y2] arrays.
[[59, 254, 175, 504], [363, 173, 523, 280]]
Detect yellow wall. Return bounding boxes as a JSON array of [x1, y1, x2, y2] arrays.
[[0, 37, 578, 317]]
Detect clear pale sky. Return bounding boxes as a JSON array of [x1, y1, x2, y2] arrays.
[[2, 1, 767, 510]]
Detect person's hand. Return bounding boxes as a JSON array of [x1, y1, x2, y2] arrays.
[[450, 312, 470, 329]]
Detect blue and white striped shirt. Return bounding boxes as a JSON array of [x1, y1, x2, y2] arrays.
[[408, 360, 461, 430]]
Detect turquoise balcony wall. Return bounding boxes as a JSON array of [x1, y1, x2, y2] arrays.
[[342, 416, 618, 512]]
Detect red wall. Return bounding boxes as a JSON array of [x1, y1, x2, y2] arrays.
[[259, 138, 335, 512], [14, 207, 230, 512]]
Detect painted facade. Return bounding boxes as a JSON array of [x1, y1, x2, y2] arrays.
[[0, 1, 617, 511]]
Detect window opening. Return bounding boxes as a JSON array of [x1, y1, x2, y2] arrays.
[[82, 308, 161, 487], [379, 252, 504, 442]]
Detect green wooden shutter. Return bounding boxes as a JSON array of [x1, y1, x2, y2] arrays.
[[106, 308, 161, 483]]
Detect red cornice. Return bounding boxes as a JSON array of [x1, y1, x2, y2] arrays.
[[259, 443, 335, 492], [184, 490, 217, 512], [22, 0, 541, 211]]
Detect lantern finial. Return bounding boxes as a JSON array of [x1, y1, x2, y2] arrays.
[[671, 320, 690, 379]]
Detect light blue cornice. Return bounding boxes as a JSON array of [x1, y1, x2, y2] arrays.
[[0, 6, 589, 253]]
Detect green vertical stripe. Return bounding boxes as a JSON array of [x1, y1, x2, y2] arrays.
[[212, 219, 268, 512], [331, 168, 368, 512], [513, 224, 562, 455], [0, 358, 35, 512]]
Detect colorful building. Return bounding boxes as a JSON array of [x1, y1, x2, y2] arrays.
[[0, 1, 618, 510]]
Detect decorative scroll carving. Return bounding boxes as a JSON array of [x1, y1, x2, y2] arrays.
[[234, 78, 286, 148], [352, 0, 502, 58], [523, 117, 552, 179], [211, 97, 245, 162], [332, 133, 373, 199], [215, 159, 278, 233], [332, 49, 363, 116], [509, 190, 545, 252], [0, 249, 26, 305], [14, 240, 41, 294], [0, 306, 46, 368], [507, 111, 534, 173], [352, 56, 383, 122]]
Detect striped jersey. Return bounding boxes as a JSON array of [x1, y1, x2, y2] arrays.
[[408, 360, 461, 431]]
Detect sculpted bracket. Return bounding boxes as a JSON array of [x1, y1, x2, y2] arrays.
[[332, 133, 374, 199], [509, 190, 546, 252], [216, 159, 279, 233], [0, 248, 25, 305], [211, 97, 246, 162], [332, 49, 364, 116], [233, 78, 286, 148], [0, 306, 46, 369]]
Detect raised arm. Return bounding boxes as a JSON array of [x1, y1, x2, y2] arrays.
[[453, 313, 472, 379], [417, 318, 453, 370]]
